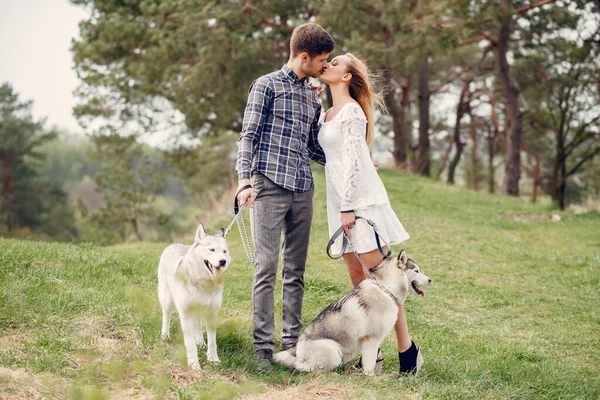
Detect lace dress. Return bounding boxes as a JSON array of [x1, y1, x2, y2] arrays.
[[318, 102, 410, 254]]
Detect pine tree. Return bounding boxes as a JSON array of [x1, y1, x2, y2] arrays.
[[88, 131, 167, 241], [0, 83, 63, 235]]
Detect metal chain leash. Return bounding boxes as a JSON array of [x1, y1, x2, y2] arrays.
[[344, 234, 371, 278], [224, 203, 255, 264], [344, 232, 398, 303]]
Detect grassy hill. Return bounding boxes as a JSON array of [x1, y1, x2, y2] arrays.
[[1, 170, 599, 399]]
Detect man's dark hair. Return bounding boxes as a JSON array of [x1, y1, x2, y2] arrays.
[[290, 23, 335, 57]]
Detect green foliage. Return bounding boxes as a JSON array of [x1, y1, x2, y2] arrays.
[[70, 0, 311, 133], [85, 131, 168, 242], [1, 171, 599, 397], [515, 5, 600, 207], [40, 134, 100, 187], [0, 83, 78, 240], [164, 132, 238, 197], [68, 0, 600, 208]]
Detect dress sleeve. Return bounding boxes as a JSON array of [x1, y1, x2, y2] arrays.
[[340, 115, 368, 212]]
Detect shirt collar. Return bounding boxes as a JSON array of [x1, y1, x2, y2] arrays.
[[281, 64, 308, 85]]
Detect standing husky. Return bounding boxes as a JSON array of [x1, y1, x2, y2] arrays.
[[158, 223, 231, 370], [273, 250, 430, 375]]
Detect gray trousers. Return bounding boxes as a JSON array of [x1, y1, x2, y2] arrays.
[[250, 171, 314, 353]]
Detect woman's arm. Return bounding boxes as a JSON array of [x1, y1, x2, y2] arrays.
[[340, 116, 368, 212]]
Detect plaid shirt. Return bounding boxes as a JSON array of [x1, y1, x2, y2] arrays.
[[236, 65, 326, 193]]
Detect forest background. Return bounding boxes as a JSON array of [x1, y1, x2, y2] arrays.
[[1, 0, 599, 243]]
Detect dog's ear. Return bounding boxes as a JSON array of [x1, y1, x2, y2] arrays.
[[397, 250, 408, 267], [195, 223, 207, 243], [218, 227, 225, 237]]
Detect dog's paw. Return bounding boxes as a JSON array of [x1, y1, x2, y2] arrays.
[[196, 339, 206, 349], [188, 361, 202, 370], [207, 352, 220, 363], [160, 333, 170, 341]]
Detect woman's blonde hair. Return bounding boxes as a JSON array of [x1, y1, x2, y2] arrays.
[[344, 53, 387, 147]]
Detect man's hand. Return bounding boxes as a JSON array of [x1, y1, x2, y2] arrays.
[[341, 211, 356, 240], [237, 179, 254, 208]]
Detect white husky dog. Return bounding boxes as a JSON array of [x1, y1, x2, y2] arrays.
[[158, 223, 231, 370], [273, 251, 430, 375]]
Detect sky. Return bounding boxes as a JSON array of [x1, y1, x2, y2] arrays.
[[0, 0, 89, 133]]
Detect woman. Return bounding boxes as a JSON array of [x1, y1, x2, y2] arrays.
[[318, 53, 423, 374]]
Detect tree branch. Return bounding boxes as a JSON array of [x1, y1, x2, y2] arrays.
[[565, 115, 600, 153], [456, 0, 558, 46], [566, 147, 600, 177]]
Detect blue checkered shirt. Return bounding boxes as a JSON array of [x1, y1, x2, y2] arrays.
[[235, 65, 326, 193]]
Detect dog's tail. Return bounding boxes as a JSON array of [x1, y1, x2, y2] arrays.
[[274, 340, 343, 372], [273, 350, 299, 370]]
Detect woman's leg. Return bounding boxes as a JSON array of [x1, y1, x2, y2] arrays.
[[395, 304, 412, 352], [342, 249, 386, 368]]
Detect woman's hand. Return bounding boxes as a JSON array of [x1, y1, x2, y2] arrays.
[[341, 211, 356, 239], [309, 83, 324, 99]]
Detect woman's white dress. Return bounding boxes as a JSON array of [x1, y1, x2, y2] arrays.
[[318, 102, 410, 254]]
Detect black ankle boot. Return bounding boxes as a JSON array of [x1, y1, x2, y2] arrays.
[[398, 341, 423, 374]]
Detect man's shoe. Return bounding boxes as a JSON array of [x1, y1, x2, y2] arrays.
[[255, 349, 274, 374], [398, 341, 423, 375]]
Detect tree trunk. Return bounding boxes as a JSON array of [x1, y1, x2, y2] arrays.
[[487, 131, 496, 194], [131, 217, 143, 241], [438, 136, 454, 178], [1, 158, 13, 232], [496, 0, 523, 196], [383, 70, 411, 170], [447, 82, 468, 184], [553, 129, 567, 210], [469, 117, 478, 191], [1, 159, 10, 202], [532, 154, 540, 203], [415, 55, 431, 176]]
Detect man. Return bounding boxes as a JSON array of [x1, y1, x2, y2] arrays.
[[235, 23, 334, 373]]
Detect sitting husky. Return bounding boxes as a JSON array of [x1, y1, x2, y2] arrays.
[[273, 250, 430, 375], [158, 223, 231, 370]]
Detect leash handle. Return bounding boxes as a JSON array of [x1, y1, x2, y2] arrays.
[[234, 184, 252, 215], [326, 225, 347, 259], [363, 218, 392, 258], [326, 216, 391, 260]]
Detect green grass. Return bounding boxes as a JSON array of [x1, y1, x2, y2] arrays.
[[1, 170, 599, 399]]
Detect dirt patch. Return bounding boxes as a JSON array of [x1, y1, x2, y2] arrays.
[[0, 331, 32, 350], [0, 367, 71, 399], [95, 336, 123, 357], [110, 387, 156, 399], [242, 384, 346, 400], [505, 213, 561, 222], [71, 316, 112, 338], [168, 363, 203, 385]]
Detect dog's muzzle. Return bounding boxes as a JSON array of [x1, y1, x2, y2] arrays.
[[411, 281, 425, 296], [204, 259, 227, 277], [204, 259, 216, 276]]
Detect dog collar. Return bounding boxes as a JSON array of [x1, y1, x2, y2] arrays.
[[370, 274, 399, 303]]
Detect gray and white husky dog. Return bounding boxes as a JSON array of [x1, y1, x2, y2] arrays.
[[273, 250, 431, 375], [158, 223, 231, 370]]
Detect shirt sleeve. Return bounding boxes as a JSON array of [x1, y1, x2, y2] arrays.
[[340, 116, 368, 212], [307, 105, 327, 166], [235, 77, 273, 180]]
